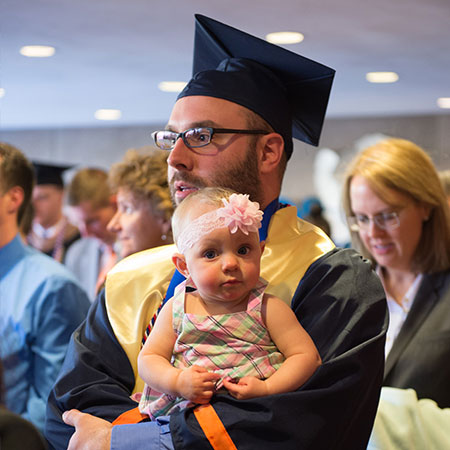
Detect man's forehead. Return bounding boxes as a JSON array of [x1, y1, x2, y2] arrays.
[[167, 96, 248, 131]]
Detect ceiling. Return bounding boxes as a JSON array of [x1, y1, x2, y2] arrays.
[[1, 0, 449, 130]]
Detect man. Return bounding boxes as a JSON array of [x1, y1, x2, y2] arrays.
[[46, 15, 387, 450], [0, 143, 91, 433], [27, 162, 80, 262], [64, 168, 118, 300]]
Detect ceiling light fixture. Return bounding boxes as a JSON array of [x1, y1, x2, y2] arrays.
[[158, 81, 187, 93], [365, 72, 399, 83], [437, 97, 450, 109], [0, 88, 5, 98], [94, 109, 122, 120], [265, 31, 304, 45], [20, 45, 55, 57]]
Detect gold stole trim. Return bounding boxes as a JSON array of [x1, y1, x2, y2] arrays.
[[105, 206, 334, 394]]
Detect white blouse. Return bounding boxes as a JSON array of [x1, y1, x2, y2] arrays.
[[376, 268, 423, 358]]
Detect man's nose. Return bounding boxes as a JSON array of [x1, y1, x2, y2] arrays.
[[167, 137, 194, 171]]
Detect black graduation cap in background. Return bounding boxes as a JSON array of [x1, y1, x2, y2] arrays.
[[32, 162, 72, 187], [178, 14, 335, 159]]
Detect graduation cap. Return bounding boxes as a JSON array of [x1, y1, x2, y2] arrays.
[[177, 14, 335, 159], [33, 162, 72, 187]]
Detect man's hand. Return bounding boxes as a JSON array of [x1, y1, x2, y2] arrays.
[[223, 376, 269, 400], [63, 409, 112, 450], [176, 365, 221, 404]]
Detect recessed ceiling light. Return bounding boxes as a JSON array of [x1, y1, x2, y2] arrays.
[[20, 45, 55, 57], [158, 81, 187, 93], [94, 109, 122, 120], [265, 31, 304, 45], [0, 88, 5, 98], [365, 72, 399, 83], [437, 97, 450, 109]]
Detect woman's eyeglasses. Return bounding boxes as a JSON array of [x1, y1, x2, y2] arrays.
[[347, 211, 401, 232]]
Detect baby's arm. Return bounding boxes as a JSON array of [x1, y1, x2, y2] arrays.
[[138, 298, 220, 404], [224, 294, 321, 399]]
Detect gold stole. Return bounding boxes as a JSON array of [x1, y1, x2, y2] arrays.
[[105, 206, 334, 394]]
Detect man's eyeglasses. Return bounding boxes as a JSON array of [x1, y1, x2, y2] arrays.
[[151, 127, 270, 153], [347, 211, 401, 232]]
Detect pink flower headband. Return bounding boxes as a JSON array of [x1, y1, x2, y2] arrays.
[[177, 193, 263, 254]]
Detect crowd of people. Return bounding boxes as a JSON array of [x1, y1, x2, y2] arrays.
[[1, 13, 449, 450]]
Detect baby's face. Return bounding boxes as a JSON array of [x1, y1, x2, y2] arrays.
[[184, 225, 263, 307]]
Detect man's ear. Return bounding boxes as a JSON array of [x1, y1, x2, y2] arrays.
[[258, 133, 284, 175], [172, 253, 189, 277], [260, 240, 266, 254], [6, 186, 24, 214]]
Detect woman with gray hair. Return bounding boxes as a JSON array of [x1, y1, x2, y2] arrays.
[[107, 147, 174, 258]]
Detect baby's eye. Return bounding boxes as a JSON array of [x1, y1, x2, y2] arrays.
[[203, 250, 217, 259], [237, 246, 250, 255]]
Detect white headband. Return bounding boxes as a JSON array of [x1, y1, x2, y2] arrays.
[[177, 193, 263, 253]]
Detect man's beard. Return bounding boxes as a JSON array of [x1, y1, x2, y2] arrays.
[[169, 145, 263, 206]]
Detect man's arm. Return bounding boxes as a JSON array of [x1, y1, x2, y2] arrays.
[[45, 289, 138, 450], [26, 278, 90, 433]]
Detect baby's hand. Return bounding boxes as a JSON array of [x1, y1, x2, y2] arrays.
[[176, 365, 221, 404], [223, 376, 269, 400]]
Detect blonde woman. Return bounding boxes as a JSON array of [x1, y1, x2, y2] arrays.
[[343, 137, 450, 408]]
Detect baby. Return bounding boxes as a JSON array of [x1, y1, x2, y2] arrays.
[[137, 187, 321, 418]]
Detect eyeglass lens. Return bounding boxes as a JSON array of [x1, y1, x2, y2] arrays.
[[153, 128, 212, 150], [353, 212, 400, 230]]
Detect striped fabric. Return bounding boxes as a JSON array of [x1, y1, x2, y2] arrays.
[[139, 277, 284, 418], [142, 300, 164, 347]]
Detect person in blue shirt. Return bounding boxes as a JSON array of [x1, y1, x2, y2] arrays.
[[0, 142, 91, 433]]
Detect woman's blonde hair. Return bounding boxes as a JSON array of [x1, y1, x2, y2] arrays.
[[439, 170, 450, 197], [108, 147, 173, 224], [343, 138, 450, 273]]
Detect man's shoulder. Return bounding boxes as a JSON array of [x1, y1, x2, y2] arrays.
[[300, 247, 385, 303], [22, 245, 86, 289], [262, 206, 335, 303]]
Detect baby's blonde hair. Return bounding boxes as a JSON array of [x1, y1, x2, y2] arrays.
[[172, 187, 237, 246]]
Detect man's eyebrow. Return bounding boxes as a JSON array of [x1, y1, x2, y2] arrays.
[[165, 120, 218, 132]]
